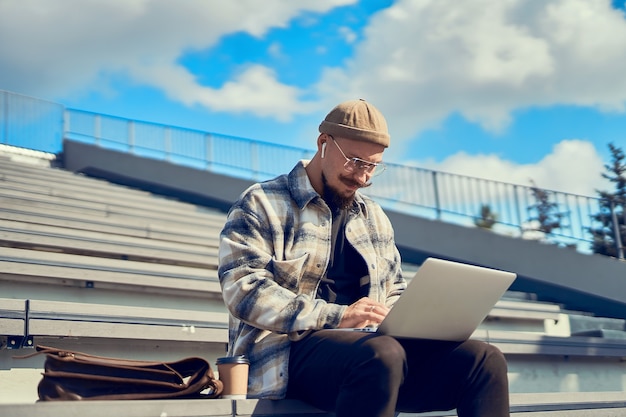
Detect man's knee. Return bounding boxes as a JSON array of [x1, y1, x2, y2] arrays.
[[484, 343, 508, 375], [476, 341, 506, 365], [362, 335, 407, 375], [464, 340, 508, 378]]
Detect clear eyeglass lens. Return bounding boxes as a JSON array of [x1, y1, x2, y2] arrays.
[[345, 158, 386, 176]]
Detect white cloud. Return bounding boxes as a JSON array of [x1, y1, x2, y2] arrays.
[[317, 0, 626, 140], [267, 42, 284, 60], [418, 139, 609, 196], [338, 26, 357, 44], [130, 63, 316, 121], [0, 0, 355, 115]]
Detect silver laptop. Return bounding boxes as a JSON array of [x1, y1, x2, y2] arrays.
[[354, 257, 516, 341]]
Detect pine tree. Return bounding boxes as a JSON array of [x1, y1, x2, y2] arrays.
[[527, 180, 563, 237], [589, 143, 626, 258]]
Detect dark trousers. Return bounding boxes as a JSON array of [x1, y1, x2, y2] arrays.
[[287, 330, 510, 417]]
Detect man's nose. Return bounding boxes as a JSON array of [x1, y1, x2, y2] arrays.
[[352, 169, 369, 184]]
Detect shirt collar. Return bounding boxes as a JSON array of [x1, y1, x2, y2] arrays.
[[288, 160, 369, 217]]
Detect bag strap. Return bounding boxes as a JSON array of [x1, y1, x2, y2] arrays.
[[35, 345, 171, 366]]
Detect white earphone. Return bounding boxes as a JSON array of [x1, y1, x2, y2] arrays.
[[321, 142, 327, 158]]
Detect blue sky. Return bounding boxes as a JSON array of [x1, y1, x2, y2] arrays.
[[2, 0, 626, 197]]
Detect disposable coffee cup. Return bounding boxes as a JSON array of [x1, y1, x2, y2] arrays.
[[216, 355, 250, 399]]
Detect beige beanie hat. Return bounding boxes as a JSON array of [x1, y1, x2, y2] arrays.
[[319, 99, 390, 148]]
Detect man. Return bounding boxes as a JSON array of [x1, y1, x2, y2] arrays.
[[218, 99, 510, 417]]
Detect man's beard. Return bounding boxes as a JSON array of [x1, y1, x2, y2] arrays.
[[321, 172, 364, 211]]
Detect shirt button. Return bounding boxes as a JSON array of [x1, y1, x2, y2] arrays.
[[371, 264, 376, 269]]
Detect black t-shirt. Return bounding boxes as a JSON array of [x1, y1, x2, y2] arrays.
[[317, 209, 369, 305]]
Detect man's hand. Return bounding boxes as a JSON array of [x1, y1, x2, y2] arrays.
[[338, 297, 390, 328]]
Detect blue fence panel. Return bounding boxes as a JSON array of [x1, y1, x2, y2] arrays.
[[64, 109, 98, 144], [168, 128, 210, 170], [0, 90, 64, 153]]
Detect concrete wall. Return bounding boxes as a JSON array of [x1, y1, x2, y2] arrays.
[[62, 140, 249, 213], [62, 140, 626, 320]]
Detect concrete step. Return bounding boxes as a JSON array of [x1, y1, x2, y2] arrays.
[[1, 392, 626, 417]]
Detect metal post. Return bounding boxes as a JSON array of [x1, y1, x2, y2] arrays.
[[610, 200, 624, 259], [251, 141, 259, 181], [205, 133, 212, 171], [431, 171, 441, 220], [94, 114, 101, 146], [128, 120, 134, 153], [63, 109, 69, 141], [164, 127, 171, 162], [2, 91, 8, 145], [513, 185, 525, 236]]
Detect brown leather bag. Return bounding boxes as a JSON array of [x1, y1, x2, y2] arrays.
[[31, 345, 223, 401]]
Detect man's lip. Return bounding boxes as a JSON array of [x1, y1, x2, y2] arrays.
[[341, 179, 361, 191]]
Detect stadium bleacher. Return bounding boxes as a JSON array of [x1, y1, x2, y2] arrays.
[[2, 148, 626, 416]]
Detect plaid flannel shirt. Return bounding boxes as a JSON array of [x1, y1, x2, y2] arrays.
[[218, 160, 406, 399]]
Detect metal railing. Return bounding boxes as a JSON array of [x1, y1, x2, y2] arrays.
[[64, 109, 313, 180], [369, 165, 607, 249], [1, 90, 623, 257], [0, 90, 64, 153]]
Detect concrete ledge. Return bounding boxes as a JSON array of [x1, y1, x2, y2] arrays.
[[27, 299, 229, 344], [489, 299, 562, 322], [0, 259, 220, 296], [0, 298, 27, 349], [508, 392, 626, 416], [0, 158, 225, 220], [0, 299, 25, 333], [0, 247, 218, 281], [1, 197, 224, 232], [1, 298, 228, 347], [0, 227, 217, 268], [0, 247, 221, 298], [478, 329, 626, 357], [0, 398, 233, 417], [0, 209, 221, 247], [572, 329, 626, 339], [2, 393, 626, 417]]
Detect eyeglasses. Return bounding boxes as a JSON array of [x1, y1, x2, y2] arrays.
[[330, 136, 386, 177]]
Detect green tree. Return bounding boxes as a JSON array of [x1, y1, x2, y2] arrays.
[[589, 143, 626, 258], [475, 204, 497, 229], [527, 180, 564, 236]]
